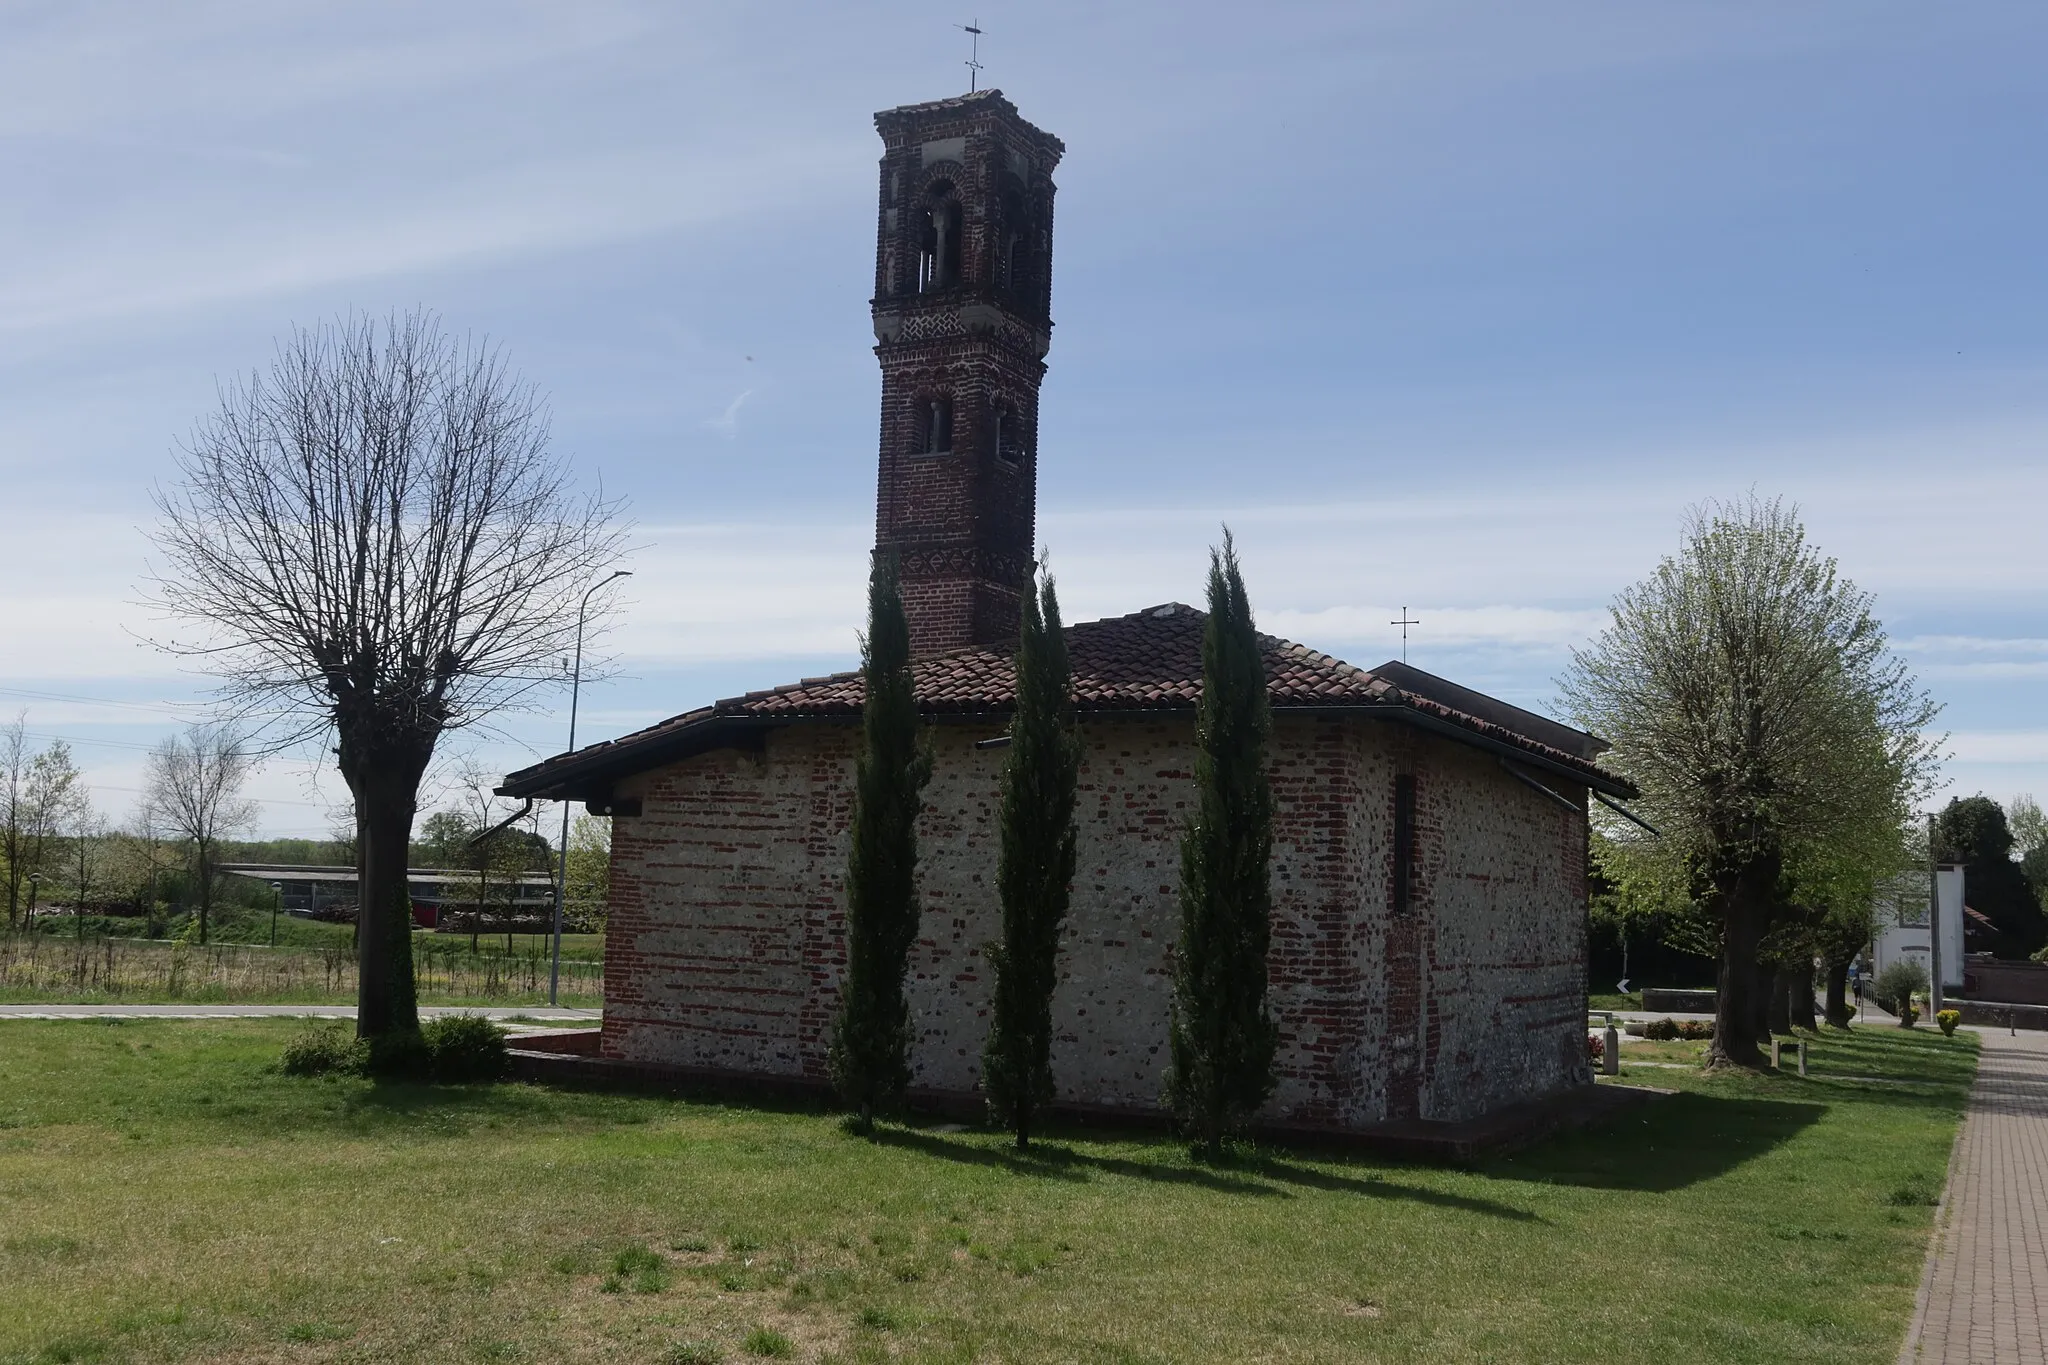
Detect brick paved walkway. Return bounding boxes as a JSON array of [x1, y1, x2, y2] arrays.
[[1901, 1028, 2048, 1363]]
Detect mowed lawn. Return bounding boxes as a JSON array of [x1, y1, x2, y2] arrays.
[[0, 1021, 1975, 1365]]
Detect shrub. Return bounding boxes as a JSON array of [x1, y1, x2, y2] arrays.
[[1677, 1019, 1715, 1040], [1586, 1033, 1604, 1061], [281, 1024, 365, 1077], [1873, 960, 1930, 1016], [364, 1029, 433, 1079], [1937, 1009, 1961, 1037], [1643, 1018, 1681, 1041], [423, 1014, 508, 1082]]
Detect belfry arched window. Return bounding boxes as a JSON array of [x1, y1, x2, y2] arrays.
[[992, 400, 1023, 465], [996, 180, 1027, 300], [918, 185, 962, 292], [918, 396, 954, 454]]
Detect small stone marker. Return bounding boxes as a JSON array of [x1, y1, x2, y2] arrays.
[[1603, 1015, 1620, 1076], [1769, 1038, 1808, 1076]]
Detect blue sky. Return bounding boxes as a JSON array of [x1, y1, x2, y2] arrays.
[[2, 1, 2043, 837]]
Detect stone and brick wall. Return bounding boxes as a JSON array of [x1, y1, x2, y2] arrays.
[[602, 713, 1591, 1131]]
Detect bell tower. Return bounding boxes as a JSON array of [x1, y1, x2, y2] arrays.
[[870, 90, 1063, 653]]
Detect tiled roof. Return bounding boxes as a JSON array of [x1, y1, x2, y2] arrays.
[[502, 605, 1630, 796]]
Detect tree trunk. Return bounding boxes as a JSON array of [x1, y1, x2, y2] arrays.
[[195, 837, 212, 946], [1790, 964, 1821, 1032], [341, 733, 434, 1041], [1766, 967, 1793, 1035], [1710, 877, 1770, 1068], [1823, 957, 1853, 1027]]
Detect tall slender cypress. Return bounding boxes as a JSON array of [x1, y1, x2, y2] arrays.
[[830, 554, 933, 1132], [982, 568, 1081, 1150], [1168, 532, 1277, 1157]]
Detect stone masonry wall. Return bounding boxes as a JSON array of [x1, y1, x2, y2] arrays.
[[602, 713, 1590, 1130]]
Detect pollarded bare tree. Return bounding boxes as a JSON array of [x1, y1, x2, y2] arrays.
[[151, 311, 626, 1040], [143, 725, 259, 945]]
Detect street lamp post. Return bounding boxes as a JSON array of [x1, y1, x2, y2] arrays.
[[270, 881, 284, 947], [551, 569, 631, 1007]]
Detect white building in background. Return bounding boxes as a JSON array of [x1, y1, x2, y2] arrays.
[[1873, 864, 1965, 993]]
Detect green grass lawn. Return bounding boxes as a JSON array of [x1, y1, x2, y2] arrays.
[[0, 1020, 1975, 1365]]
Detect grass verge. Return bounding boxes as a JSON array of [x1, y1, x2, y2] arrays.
[[0, 1019, 1975, 1364], [0, 932, 602, 1007]]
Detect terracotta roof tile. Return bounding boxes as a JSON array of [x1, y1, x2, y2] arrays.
[[502, 604, 1629, 796]]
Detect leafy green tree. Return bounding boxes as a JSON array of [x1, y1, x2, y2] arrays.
[[415, 810, 473, 868], [830, 555, 933, 1133], [1562, 498, 1939, 1067], [1935, 795, 2044, 958], [982, 566, 1080, 1150], [19, 741, 84, 931], [2011, 795, 2048, 915], [1168, 533, 1278, 1157], [564, 813, 611, 933]]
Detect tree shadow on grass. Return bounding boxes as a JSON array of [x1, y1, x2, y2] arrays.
[[871, 1126, 1543, 1222], [1487, 1092, 1827, 1192]]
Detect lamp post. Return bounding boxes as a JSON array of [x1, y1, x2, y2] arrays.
[[270, 881, 284, 947], [1928, 812, 1943, 1019], [551, 568, 631, 1007]]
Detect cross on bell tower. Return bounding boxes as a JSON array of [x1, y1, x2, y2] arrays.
[[870, 90, 1064, 653]]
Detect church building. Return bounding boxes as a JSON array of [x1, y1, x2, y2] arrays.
[[500, 90, 1634, 1136]]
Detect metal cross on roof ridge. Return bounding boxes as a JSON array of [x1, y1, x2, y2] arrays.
[[1391, 606, 1420, 663]]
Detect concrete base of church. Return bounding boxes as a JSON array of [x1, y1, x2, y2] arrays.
[[506, 1043, 1666, 1162]]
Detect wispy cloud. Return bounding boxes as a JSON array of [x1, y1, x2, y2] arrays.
[[1265, 604, 1609, 654], [1897, 635, 2048, 655], [0, 142, 864, 340], [1946, 732, 2048, 765], [704, 389, 756, 437], [0, 3, 662, 139]]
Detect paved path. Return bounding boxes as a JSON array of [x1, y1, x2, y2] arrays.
[[1901, 1028, 2048, 1363], [0, 1004, 599, 1022]]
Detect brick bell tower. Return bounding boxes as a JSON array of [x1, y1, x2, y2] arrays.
[[870, 90, 1063, 653]]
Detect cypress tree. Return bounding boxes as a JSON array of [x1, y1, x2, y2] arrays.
[[1168, 532, 1277, 1157], [982, 567, 1081, 1150], [830, 554, 933, 1132]]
